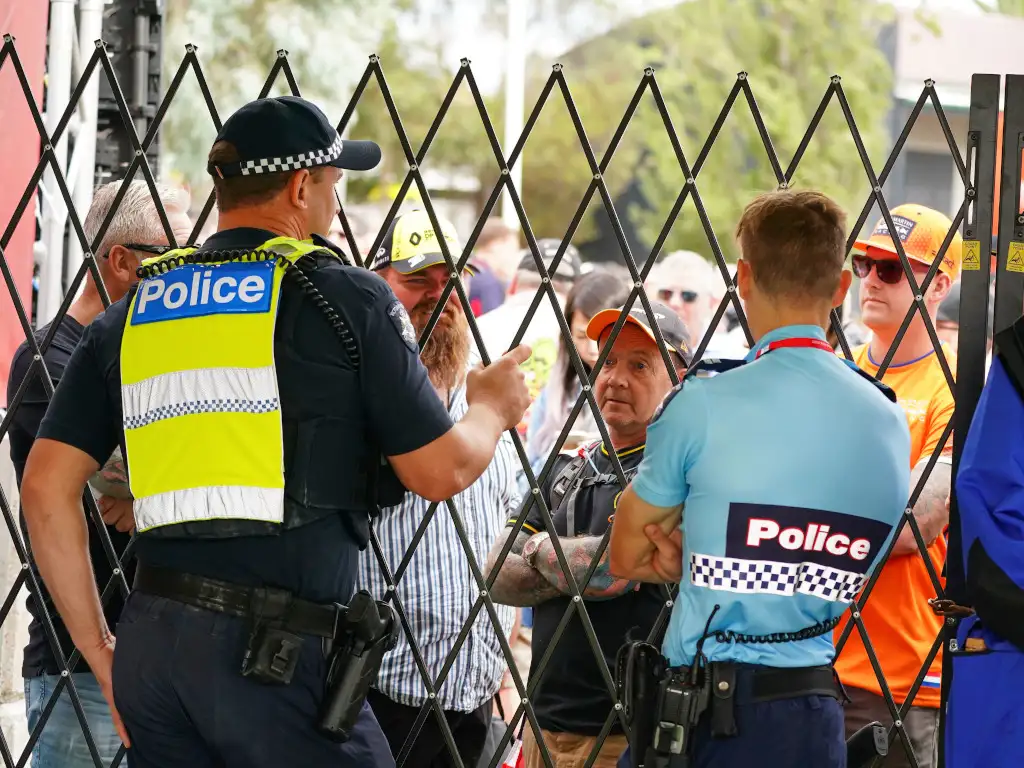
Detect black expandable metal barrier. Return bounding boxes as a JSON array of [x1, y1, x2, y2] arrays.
[[0, 34, 1011, 768]]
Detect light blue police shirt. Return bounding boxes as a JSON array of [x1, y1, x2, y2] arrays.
[[632, 324, 911, 668]]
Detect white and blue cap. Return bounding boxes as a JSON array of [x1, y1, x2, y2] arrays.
[[208, 95, 381, 178]]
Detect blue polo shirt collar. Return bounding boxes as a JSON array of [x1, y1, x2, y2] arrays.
[[746, 324, 828, 362]]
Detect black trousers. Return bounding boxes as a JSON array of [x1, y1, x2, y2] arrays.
[[367, 687, 492, 768], [112, 592, 395, 768]]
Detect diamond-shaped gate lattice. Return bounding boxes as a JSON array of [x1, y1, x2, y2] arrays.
[[0, 33, 997, 768]]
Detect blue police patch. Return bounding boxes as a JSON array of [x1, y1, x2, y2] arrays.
[[387, 300, 419, 351], [130, 260, 275, 326]]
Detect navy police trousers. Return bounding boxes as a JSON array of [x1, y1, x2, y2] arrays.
[[111, 591, 395, 768], [945, 615, 1024, 768], [617, 682, 845, 767]]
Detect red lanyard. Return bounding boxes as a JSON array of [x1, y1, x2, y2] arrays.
[[755, 337, 834, 359]]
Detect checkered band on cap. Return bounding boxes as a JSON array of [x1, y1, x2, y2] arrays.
[[239, 134, 344, 176]]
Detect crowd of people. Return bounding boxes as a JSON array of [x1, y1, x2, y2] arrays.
[[4, 93, 977, 768]]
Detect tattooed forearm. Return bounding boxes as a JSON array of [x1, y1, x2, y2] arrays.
[[892, 461, 951, 557], [534, 535, 638, 600], [485, 529, 561, 607]]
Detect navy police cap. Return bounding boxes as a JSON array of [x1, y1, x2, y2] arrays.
[[209, 95, 381, 179]]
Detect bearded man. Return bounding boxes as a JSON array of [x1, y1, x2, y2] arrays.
[[357, 210, 521, 768]]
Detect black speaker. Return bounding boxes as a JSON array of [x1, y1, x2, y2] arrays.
[[96, 0, 164, 185]]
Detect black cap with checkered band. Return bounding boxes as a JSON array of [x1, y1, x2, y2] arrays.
[[208, 96, 382, 179]]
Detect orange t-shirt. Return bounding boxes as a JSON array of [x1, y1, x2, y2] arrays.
[[833, 343, 955, 709]]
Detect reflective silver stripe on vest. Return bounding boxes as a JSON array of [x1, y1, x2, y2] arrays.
[[121, 366, 278, 430], [134, 486, 285, 532]]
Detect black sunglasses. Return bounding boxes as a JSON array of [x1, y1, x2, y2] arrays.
[[123, 243, 176, 255], [657, 288, 700, 304], [851, 254, 929, 285]]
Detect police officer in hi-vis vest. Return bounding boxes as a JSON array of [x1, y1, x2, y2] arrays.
[[20, 95, 533, 768], [609, 190, 912, 767]]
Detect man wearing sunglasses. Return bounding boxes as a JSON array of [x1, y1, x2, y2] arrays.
[[6, 178, 192, 768], [834, 203, 961, 768], [649, 250, 746, 359]]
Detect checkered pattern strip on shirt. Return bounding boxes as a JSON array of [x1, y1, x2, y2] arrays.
[[123, 398, 280, 430], [690, 553, 864, 603]]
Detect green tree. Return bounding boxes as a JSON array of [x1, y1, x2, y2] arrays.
[[520, 0, 896, 261], [160, 0, 404, 198], [974, 0, 1024, 13], [160, 0, 628, 209]]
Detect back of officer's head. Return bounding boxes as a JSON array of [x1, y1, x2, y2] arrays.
[[734, 190, 851, 330], [208, 140, 335, 219]]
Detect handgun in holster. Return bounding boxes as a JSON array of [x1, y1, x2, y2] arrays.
[[846, 721, 888, 768], [317, 590, 399, 742], [616, 640, 666, 768]]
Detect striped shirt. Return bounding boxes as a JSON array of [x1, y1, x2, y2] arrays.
[[357, 380, 519, 712]]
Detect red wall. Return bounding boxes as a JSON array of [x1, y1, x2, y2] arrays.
[[0, 2, 47, 406]]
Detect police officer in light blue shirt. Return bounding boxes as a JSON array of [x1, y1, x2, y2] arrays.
[[610, 190, 911, 767]]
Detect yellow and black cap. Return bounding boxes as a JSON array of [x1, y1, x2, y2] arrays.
[[370, 209, 475, 275], [208, 96, 381, 179], [587, 300, 692, 361]]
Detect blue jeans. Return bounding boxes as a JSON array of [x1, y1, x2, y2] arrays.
[[112, 591, 394, 768], [24, 672, 123, 768]]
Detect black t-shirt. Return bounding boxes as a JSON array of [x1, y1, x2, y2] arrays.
[[36, 227, 454, 605], [510, 443, 667, 735], [7, 315, 135, 677]]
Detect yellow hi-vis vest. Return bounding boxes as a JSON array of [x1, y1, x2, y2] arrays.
[[119, 236, 328, 534]]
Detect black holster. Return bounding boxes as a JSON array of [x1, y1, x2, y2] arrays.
[[317, 590, 399, 742], [616, 641, 667, 768], [846, 722, 888, 768]]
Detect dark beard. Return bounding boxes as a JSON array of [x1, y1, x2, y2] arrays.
[[412, 300, 470, 391]]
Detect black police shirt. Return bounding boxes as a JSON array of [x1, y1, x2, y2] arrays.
[[8, 316, 134, 677], [510, 443, 667, 736], [36, 227, 454, 606]]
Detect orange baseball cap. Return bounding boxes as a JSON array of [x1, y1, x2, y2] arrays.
[[853, 204, 962, 281]]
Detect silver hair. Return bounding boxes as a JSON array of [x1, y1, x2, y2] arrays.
[[84, 179, 191, 259], [651, 249, 719, 296]]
